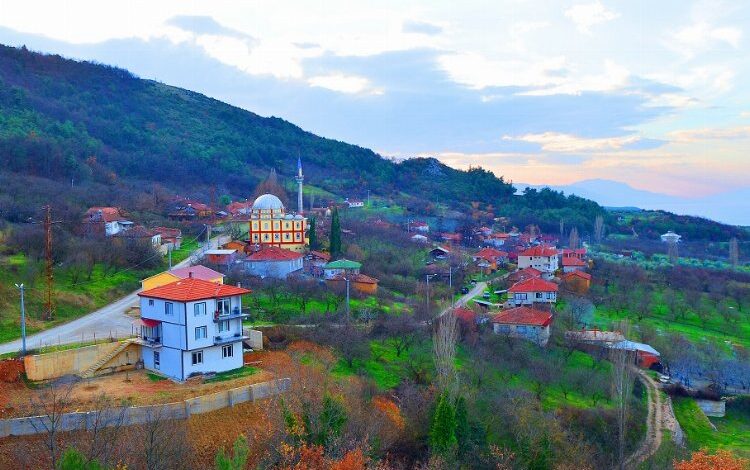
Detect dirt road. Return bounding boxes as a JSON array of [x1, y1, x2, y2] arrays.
[[0, 238, 220, 355]]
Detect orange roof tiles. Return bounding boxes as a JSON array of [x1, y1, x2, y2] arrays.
[[508, 278, 558, 293], [491, 307, 552, 327], [519, 246, 558, 257], [247, 246, 303, 261], [562, 257, 587, 267], [139, 278, 250, 302]]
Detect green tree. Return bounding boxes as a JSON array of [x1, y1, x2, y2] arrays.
[[219, 194, 231, 206], [308, 216, 319, 250], [454, 396, 469, 451], [215, 435, 249, 470], [330, 207, 342, 257], [58, 447, 104, 470], [429, 392, 457, 457]]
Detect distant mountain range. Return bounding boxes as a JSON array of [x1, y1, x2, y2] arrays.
[[515, 179, 749, 227]]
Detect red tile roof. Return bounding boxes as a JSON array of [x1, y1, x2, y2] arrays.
[[153, 226, 182, 238], [509, 278, 558, 293], [169, 265, 224, 281], [563, 271, 592, 281], [561, 257, 587, 267], [84, 207, 128, 223], [309, 250, 331, 261], [453, 307, 476, 324], [329, 273, 379, 284], [491, 307, 552, 327], [508, 267, 542, 282], [475, 247, 508, 261], [139, 278, 250, 301], [247, 246, 303, 261], [519, 246, 558, 257]]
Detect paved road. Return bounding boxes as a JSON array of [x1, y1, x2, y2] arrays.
[[0, 238, 219, 355], [436, 281, 488, 319]]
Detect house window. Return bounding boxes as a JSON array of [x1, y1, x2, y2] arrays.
[[194, 302, 206, 316], [148, 299, 154, 306], [153, 351, 160, 369], [218, 320, 230, 333], [191, 351, 203, 365], [195, 326, 207, 340], [516, 293, 527, 300], [217, 298, 231, 316], [222, 345, 233, 358], [165, 302, 173, 315], [498, 325, 510, 333], [535, 292, 543, 299]]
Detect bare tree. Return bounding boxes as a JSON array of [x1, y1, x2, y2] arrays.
[[28, 379, 76, 469], [433, 311, 458, 394], [729, 237, 740, 268], [610, 323, 635, 470], [594, 215, 605, 244], [569, 227, 579, 250], [140, 405, 190, 470], [75, 394, 130, 467]]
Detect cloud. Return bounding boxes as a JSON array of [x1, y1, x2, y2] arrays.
[[437, 52, 568, 90], [402, 20, 443, 35], [669, 21, 742, 57], [167, 15, 253, 40], [307, 73, 383, 95], [669, 126, 750, 142], [503, 132, 641, 152], [564, 1, 619, 34]]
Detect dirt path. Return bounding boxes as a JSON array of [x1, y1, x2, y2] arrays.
[[625, 369, 669, 469]]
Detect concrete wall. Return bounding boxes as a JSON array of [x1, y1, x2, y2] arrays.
[[696, 399, 726, 417], [0, 378, 290, 438], [24, 341, 139, 381], [246, 329, 263, 350]]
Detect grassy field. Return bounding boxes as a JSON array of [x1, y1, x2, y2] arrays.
[[0, 238, 200, 344], [672, 397, 750, 458]]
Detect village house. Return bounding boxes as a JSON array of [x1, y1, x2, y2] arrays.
[[345, 198, 364, 208], [473, 247, 508, 273], [244, 246, 303, 279], [429, 246, 451, 260], [508, 277, 558, 306], [410, 234, 429, 244], [410, 221, 430, 233], [517, 246, 559, 279], [491, 306, 553, 346], [82, 207, 133, 237], [440, 232, 463, 244], [167, 200, 213, 220], [225, 200, 252, 216], [327, 273, 379, 294], [487, 232, 510, 247], [306, 250, 331, 276], [223, 240, 251, 255], [141, 265, 224, 291], [561, 270, 592, 293], [204, 249, 238, 268], [153, 227, 182, 250], [561, 256, 587, 273], [112, 225, 161, 248], [611, 341, 662, 369], [137, 277, 251, 381], [323, 259, 361, 279], [507, 267, 542, 284], [561, 248, 587, 260]]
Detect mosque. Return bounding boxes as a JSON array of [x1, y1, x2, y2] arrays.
[[247, 158, 307, 252]]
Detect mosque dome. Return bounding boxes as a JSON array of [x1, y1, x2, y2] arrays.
[[252, 194, 284, 211]]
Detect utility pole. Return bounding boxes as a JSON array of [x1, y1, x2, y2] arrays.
[[14, 283, 26, 356], [448, 265, 452, 289], [345, 275, 351, 322], [426, 274, 434, 307], [367, 190, 370, 207], [168, 246, 173, 270], [43, 205, 55, 320]]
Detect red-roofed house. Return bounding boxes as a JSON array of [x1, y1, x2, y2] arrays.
[[473, 247, 509, 272], [562, 270, 592, 293], [137, 277, 251, 381], [82, 207, 133, 237], [327, 273, 379, 294], [153, 227, 182, 249], [226, 201, 252, 216], [306, 250, 331, 277], [517, 246, 559, 279], [411, 221, 430, 233], [441, 232, 463, 244], [508, 278, 558, 306], [561, 256, 587, 273], [244, 246, 303, 278], [491, 306, 553, 346], [561, 248, 587, 260], [507, 267, 543, 284]]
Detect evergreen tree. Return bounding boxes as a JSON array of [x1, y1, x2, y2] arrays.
[[308, 216, 319, 250], [215, 435, 249, 470], [330, 207, 342, 257], [58, 448, 104, 470], [454, 396, 469, 451], [429, 392, 457, 457]]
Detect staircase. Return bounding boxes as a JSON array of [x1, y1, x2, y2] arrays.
[[79, 341, 133, 378]]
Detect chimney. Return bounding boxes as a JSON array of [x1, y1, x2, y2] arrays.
[[188, 271, 193, 279], [236, 282, 241, 288]]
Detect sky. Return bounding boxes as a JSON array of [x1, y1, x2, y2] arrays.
[[0, 0, 748, 199]]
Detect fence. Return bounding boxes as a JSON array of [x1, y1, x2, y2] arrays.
[[0, 377, 291, 438]]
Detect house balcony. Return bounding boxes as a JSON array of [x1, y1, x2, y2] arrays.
[[213, 333, 248, 346], [134, 336, 162, 348], [213, 308, 250, 322]]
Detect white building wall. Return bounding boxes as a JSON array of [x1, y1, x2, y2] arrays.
[[181, 342, 243, 379], [142, 345, 183, 381], [512, 291, 557, 305], [517, 256, 559, 278]]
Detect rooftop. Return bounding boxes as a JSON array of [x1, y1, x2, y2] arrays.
[[561, 257, 587, 267], [247, 246, 303, 261], [508, 278, 558, 293], [491, 307, 553, 327], [324, 259, 362, 270], [252, 193, 284, 211], [519, 246, 558, 257], [169, 265, 224, 281], [139, 278, 250, 302]]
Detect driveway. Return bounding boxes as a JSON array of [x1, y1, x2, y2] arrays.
[[0, 237, 220, 355]]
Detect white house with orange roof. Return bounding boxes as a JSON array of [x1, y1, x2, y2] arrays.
[[508, 278, 558, 306], [491, 306, 553, 346], [517, 246, 559, 279], [137, 276, 251, 381]]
